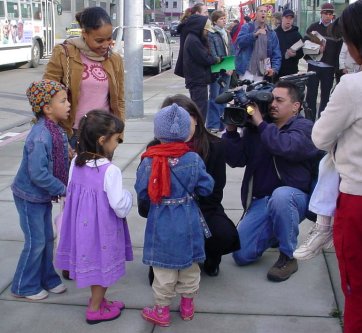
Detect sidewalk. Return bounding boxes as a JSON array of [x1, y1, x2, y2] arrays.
[[0, 69, 343, 333]]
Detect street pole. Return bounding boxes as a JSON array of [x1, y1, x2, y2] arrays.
[[124, 0, 144, 118], [119, 0, 124, 28]]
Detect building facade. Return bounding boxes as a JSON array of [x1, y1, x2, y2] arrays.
[[55, 0, 120, 38]]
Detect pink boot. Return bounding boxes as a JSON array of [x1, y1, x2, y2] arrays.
[[86, 302, 121, 325], [141, 305, 170, 327], [180, 297, 194, 321], [103, 298, 125, 311], [88, 298, 125, 311]]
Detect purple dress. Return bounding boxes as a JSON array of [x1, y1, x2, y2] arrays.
[[56, 162, 133, 288]]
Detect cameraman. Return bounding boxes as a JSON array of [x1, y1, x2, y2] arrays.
[[222, 81, 319, 282]]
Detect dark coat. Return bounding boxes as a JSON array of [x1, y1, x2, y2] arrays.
[[222, 115, 319, 209], [174, 15, 209, 78], [304, 21, 343, 69], [275, 25, 304, 77], [199, 139, 240, 258], [183, 16, 217, 88]]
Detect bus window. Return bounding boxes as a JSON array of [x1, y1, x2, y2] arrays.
[[7, 0, 20, 19], [20, 3, 31, 19], [0, 1, 5, 18], [32, 2, 42, 20]]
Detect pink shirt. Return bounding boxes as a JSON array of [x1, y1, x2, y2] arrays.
[[74, 54, 110, 129]]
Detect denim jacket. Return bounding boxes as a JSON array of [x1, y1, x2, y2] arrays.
[[11, 117, 68, 203], [134, 151, 214, 269], [235, 22, 281, 76]]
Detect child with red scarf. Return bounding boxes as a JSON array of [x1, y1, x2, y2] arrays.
[[135, 103, 214, 327]]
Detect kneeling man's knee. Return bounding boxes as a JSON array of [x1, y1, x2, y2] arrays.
[[232, 249, 257, 266]]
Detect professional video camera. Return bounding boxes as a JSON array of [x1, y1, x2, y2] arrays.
[[216, 72, 316, 127]]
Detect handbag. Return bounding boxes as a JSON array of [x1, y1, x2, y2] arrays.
[[60, 42, 72, 103]]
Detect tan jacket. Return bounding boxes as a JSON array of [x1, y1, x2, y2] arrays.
[[43, 44, 125, 137]]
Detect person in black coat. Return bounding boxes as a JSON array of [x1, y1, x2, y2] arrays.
[[274, 10, 304, 79], [182, 16, 221, 120], [174, 3, 209, 78], [144, 94, 240, 282]]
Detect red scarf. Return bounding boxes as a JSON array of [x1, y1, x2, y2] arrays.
[[141, 142, 191, 203]]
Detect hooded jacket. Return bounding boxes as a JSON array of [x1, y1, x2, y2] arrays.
[[275, 25, 304, 77], [175, 15, 215, 78], [183, 15, 217, 88]]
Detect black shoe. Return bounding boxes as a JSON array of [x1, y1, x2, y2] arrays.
[[62, 270, 71, 280], [203, 259, 220, 277], [267, 252, 298, 282], [148, 266, 154, 286]]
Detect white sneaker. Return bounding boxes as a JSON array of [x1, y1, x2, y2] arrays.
[[293, 224, 333, 260], [48, 283, 67, 294], [25, 289, 49, 300]]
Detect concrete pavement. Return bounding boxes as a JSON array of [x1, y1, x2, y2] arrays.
[[0, 67, 343, 333]]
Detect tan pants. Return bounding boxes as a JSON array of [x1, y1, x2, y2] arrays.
[[152, 263, 200, 306]]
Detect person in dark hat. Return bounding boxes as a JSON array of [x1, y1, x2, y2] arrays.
[[274, 9, 304, 79], [304, 2, 343, 121]]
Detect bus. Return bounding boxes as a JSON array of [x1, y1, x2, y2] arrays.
[[0, 0, 56, 67]]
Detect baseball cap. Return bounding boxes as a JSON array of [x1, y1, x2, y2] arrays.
[[320, 3, 335, 12], [282, 9, 295, 17]]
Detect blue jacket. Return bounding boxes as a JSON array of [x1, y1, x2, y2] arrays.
[[208, 30, 233, 58], [11, 117, 68, 203], [134, 152, 214, 269], [235, 22, 282, 76], [222, 115, 319, 209]]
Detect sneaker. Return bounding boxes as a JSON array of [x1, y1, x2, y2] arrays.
[[267, 252, 298, 282], [141, 305, 170, 327], [293, 224, 333, 260], [48, 283, 67, 294], [180, 297, 194, 321], [25, 289, 49, 300], [88, 298, 125, 311], [86, 303, 121, 325]]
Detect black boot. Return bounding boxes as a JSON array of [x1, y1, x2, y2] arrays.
[[203, 257, 220, 277]]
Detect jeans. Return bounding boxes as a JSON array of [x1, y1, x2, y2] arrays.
[[206, 74, 231, 131], [233, 186, 308, 265], [305, 64, 335, 121], [11, 195, 61, 296]]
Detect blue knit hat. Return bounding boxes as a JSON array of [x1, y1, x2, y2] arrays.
[[154, 103, 191, 143]]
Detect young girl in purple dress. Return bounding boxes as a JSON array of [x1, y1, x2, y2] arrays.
[[56, 110, 133, 325]]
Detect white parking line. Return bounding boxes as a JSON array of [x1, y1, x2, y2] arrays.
[[0, 131, 29, 146]]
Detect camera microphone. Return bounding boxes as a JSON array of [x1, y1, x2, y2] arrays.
[[215, 91, 234, 104]]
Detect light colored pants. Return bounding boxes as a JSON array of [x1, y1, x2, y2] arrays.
[[309, 153, 340, 217], [152, 263, 200, 306]]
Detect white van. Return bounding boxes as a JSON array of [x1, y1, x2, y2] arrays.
[[112, 25, 173, 74]]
